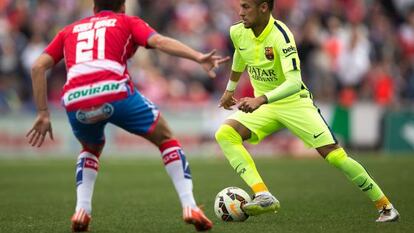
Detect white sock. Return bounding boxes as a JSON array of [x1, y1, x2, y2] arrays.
[[160, 140, 197, 208], [75, 151, 99, 215]]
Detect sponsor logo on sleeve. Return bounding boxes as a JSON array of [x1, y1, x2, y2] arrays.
[[282, 45, 297, 57]]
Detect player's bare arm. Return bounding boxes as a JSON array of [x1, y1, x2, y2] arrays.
[[147, 34, 230, 78], [26, 53, 55, 147]]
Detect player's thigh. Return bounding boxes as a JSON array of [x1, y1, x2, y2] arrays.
[[141, 115, 174, 146], [110, 90, 162, 138], [66, 109, 107, 145], [277, 99, 337, 148], [227, 104, 284, 144]]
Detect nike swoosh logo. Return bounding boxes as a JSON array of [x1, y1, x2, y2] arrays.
[[358, 178, 367, 188], [235, 163, 242, 173], [362, 183, 373, 192], [235, 163, 246, 176], [239, 48, 246, 51], [313, 131, 324, 139]]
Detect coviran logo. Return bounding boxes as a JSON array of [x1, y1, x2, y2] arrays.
[[282, 45, 297, 55], [67, 83, 121, 102]]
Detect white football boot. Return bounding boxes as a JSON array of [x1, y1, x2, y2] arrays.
[[242, 193, 280, 216], [376, 205, 400, 222]]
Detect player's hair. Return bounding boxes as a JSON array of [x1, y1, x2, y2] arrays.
[[255, 0, 274, 11], [94, 0, 126, 12]]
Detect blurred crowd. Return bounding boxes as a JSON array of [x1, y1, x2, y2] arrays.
[[1, 0, 414, 113]]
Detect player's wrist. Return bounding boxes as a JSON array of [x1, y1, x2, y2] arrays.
[[225, 80, 239, 92], [258, 95, 268, 104], [37, 107, 49, 113], [195, 52, 204, 63], [37, 107, 49, 115], [37, 111, 50, 119]]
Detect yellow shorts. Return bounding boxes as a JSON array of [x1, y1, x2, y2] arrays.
[[228, 96, 337, 148]]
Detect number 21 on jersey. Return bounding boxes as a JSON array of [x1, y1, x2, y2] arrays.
[[76, 28, 106, 63]]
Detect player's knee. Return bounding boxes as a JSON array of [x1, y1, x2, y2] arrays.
[[81, 142, 105, 158], [144, 117, 174, 146], [325, 147, 348, 168], [317, 143, 340, 158], [215, 125, 242, 144], [215, 125, 227, 143]]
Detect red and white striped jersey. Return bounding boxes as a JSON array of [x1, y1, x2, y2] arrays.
[[44, 11, 156, 111]]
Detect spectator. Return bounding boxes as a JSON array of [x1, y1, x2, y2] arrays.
[[1, 0, 414, 112]]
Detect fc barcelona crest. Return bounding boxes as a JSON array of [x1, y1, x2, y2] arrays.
[[265, 47, 274, 60]]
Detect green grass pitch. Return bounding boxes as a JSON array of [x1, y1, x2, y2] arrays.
[[1, 155, 413, 233]]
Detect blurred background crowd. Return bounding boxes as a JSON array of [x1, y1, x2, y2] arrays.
[[1, 0, 414, 113]]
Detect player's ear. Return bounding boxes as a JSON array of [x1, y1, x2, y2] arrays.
[[259, 2, 268, 13], [120, 4, 126, 13]]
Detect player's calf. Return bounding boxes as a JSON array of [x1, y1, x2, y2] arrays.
[[324, 148, 401, 221], [75, 151, 100, 215]]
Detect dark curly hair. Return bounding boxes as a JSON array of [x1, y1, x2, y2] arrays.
[[94, 0, 126, 12], [255, 0, 274, 10]]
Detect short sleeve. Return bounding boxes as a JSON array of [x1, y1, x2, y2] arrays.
[[44, 30, 65, 64], [274, 21, 301, 74], [128, 16, 157, 47], [229, 26, 246, 72]]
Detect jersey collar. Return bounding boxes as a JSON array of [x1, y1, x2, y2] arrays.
[[95, 10, 119, 16], [249, 15, 275, 42]]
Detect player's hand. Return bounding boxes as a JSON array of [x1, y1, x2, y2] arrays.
[[219, 91, 237, 110], [238, 96, 268, 113], [198, 50, 230, 78], [26, 111, 54, 147]]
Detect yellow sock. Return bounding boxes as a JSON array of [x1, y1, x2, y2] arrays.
[[252, 183, 268, 193], [215, 124, 268, 194], [375, 196, 392, 210], [326, 148, 391, 210]]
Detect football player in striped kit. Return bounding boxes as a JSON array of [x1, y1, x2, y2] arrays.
[[26, 0, 229, 231]]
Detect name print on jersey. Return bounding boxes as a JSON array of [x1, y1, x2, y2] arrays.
[[74, 19, 117, 63], [73, 19, 117, 33]]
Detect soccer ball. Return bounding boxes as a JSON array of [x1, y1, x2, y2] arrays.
[[214, 187, 251, 222]]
